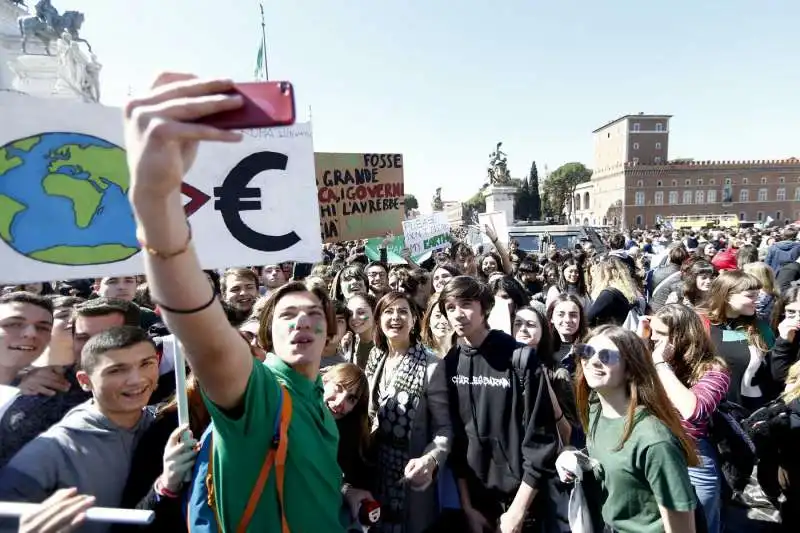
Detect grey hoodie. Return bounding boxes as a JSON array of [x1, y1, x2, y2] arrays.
[[0, 400, 154, 533]]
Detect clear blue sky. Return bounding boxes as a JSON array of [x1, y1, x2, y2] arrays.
[[71, 0, 799, 206]]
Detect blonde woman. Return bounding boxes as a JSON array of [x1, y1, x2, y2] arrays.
[[586, 255, 642, 327], [743, 261, 779, 322]]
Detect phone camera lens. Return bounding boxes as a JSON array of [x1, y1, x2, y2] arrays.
[[280, 82, 290, 94]]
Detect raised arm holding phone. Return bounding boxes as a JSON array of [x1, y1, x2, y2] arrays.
[[123, 74, 345, 532]]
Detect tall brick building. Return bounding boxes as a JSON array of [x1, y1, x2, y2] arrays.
[[569, 113, 800, 228]]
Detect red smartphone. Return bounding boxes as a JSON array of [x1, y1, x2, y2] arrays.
[[198, 81, 296, 129]]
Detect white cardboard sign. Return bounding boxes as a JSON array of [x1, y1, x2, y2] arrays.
[[0, 92, 322, 284], [478, 211, 509, 246], [402, 212, 451, 256]]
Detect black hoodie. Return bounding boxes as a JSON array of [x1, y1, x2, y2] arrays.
[[444, 330, 557, 502]]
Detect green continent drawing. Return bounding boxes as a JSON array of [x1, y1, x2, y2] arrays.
[[29, 244, 139, 265], [42, 173, 103, 228], [49, 144, 130, 193], [0, 194, 27, 242]]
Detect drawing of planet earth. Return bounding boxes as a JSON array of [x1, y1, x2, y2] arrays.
[[0, 132, 138, 266]]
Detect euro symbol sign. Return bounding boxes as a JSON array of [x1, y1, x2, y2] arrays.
[[213, 151, 301, 252]]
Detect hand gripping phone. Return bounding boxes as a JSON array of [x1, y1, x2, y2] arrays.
[[198, 81, 296, 129]]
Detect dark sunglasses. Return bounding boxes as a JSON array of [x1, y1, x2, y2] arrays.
[[573, 343, 621, 366]]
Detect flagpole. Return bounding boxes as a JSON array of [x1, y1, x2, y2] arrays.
[[259, 2, 268, 80]]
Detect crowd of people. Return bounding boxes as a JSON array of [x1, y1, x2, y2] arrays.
[[1, 76, 799, 533]]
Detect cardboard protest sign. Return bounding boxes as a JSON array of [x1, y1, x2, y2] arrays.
[[402, 212, 450, 256], [0, 92, 322, 284], [315, 152, 404, 243], [478, 211, 509, 246], [364, 236, 431, 264]]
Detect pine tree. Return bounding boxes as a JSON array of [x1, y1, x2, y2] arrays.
[[529, 161, 542, 220]]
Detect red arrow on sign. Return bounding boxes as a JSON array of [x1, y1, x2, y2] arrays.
[[181, 183, 211, 217]]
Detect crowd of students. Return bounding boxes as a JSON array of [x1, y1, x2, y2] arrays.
[[1, 76, 799, 533]]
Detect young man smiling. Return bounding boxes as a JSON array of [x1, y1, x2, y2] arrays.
[[123, 73, 346, 532], [439, 276, 557, 533], [0, 326, 157, 533], [0, 292, 53, 387]]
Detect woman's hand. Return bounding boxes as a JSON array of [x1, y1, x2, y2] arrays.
[[159, 423, 198, 492], [403, 454, 437, 490], [483, 224, 498, 244], [342, 485, 375, 523], [18, 488, 94, 533], [652, 338, 674, 365], [777, 317, 799, 342]]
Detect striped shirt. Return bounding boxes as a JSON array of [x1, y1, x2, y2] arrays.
[[681, 369, 731, 439]]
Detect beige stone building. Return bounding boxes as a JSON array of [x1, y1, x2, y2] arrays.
[[572, 113, 800, 228]]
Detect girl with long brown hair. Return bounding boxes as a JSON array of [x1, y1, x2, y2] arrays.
[[574, 325, 699, 533], [648, 304, 729, 533], [420, 293, 453, 357], [702, 270, 777, 411], [321, 363, 375, 519]]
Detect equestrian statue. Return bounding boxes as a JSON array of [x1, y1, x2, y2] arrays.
[[18, 0, 91, 55]]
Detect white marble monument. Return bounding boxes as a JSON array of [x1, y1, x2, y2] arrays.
[[484, 185, 518, 227], [0, 0, 99, 102]]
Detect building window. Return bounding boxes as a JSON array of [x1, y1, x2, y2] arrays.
[[655, 142, 662, 150], [633, 157, 640, 165], [761, 177, 768, 184], [725, 178, 732, 185], [696, 190, 705, 204], [758, 188, 768, 201], [683, 191, 692, 204], [635, 191, 645, 206], [697, 178, 704, 186], [740, 212, 747, 221], [780, 177, 785, 184], [757, 212, 764, 222], [778, 188, 786, 201], [657, 180, 663, 187], [669, 191, 678, 205], [654, 191, 664, 205], [740, 189, 749, 202], [743, 178, 748, 185], [637, 180, 643, 187], [708, 190, 717, 203], [795, 187, 800, 201], [633, 123, 640, 132], [635, 215, 643, 226], [710, 178, 716, 185], [777, 210, 783, 221], [672, 180, 677, 187], [654, 156, 662, 164], [633, 142, 639, 150], [685, 179, 691, 186], [656, 123, 663, 131]]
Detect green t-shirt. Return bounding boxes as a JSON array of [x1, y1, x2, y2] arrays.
[[586, 404, 696, 533], [202, 354, 345, 532]]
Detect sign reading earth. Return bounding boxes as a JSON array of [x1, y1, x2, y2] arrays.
[[0, 132, 138, 266]]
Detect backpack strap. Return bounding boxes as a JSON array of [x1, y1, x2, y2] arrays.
[[236, 383, 292, 533]]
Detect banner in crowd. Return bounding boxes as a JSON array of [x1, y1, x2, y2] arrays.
[[0, 92, 322, 284], [364, 236, 431, 264], [402, 212, 451, 256], [478, 211, 509, 246], [315, 152, 404, 243]]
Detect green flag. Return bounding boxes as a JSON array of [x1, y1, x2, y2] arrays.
[[254, 40, 264, 79]]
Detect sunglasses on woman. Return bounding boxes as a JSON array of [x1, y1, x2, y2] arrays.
[[572, 343, 621, 366]]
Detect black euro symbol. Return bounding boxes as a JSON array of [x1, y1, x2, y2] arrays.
[[213, 151, 301, 252]]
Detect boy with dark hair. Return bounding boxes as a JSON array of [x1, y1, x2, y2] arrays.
[[0, 291, 53, 387], [439, 276, 557, 533], [0, 326, 158, 532]]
